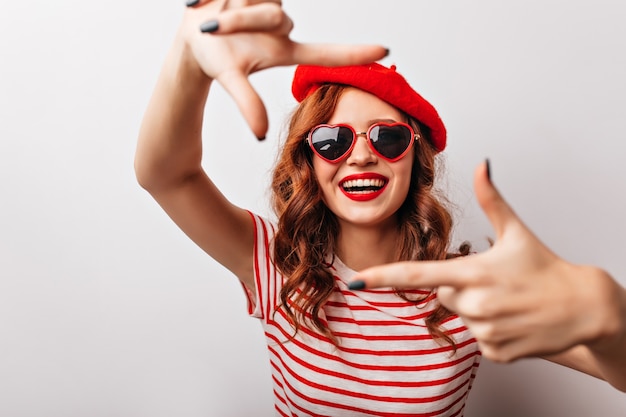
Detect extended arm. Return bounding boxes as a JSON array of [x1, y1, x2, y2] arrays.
[[134, 19, 256, 285], [135, 0, 388, 291], [350, 161, 626, 392]]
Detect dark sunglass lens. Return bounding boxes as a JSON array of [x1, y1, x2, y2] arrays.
[[310, 126, 354, 161], [370, 125, 412, 159]]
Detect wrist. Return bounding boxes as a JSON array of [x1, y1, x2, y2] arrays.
[[582, 267, 626, 352], [169, 31, 212, 87]]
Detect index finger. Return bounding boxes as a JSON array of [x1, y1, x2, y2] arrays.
[[290, 42, 389, 67], [216, 69, 268, 139], [349, 257, 483, 290]]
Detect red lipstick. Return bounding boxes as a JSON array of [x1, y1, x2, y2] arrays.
[[339, 173, 388, 202]]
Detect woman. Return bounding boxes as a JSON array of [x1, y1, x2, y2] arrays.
[[135, 1, 625, 415]]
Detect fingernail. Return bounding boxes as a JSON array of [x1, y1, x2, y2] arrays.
[[186, 0, 200, 6], [384, 48, 390, 58], [257, 136, 266, 141], [348, 280, 366, 290], [200, 20, 219, 33], [485, 158, 491, 182]]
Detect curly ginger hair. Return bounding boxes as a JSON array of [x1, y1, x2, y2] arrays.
[[270, 84, 466, 348]]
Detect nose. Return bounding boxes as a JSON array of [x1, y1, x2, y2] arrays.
[[346, 132, 377, 165]]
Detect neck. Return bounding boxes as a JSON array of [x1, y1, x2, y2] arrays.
[[335, 220, 400, 271]]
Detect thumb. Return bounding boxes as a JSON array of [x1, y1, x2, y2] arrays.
[[291, 42, 389, 67], [474, 160, 519, 239], [217, 69, 269, 140]]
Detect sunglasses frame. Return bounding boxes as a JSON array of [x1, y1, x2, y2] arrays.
[[306, 122, 420, 164]]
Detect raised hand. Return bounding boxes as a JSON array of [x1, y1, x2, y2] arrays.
[[350, 161, 626, 364], [181, 0, 388, 138]]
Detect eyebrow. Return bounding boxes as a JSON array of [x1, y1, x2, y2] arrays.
[[365, 118, 400, 125]]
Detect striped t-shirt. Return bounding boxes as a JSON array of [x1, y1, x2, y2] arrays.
[[242, 213, 481, 417]]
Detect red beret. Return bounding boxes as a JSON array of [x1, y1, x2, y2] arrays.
[[292, 63, 447, 152]]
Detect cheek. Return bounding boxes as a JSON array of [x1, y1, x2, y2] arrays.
[[397, 156, 416, 187], [394, 161, 417, 204], [312, 158, 323, 178], [312, 158, 337, 186], [398, 170, 414, 198]]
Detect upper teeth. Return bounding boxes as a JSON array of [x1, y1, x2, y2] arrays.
[[342, 178, 385, 189]]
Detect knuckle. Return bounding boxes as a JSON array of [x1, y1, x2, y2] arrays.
[[265, 5, 284, 26], [473, 322, 498, 342], [436, 286, 454, 305], [479, 343, 517, 363], [456, 290, 495, 318], [257, 3, 286, 28], [228, 0, 249, 7], [396, 263, 422, 286], [464, 262, 490, 285], [285, 16, 294, 32], [479, 343, 506, 363]]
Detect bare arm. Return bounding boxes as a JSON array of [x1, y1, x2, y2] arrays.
[[544, 280, 626, 391], [135, 1, 388, 291], [135, 28, 256, 287]]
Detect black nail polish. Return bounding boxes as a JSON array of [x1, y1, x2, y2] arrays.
[[186, 0, 200, 7], [485, 158, 491, 182], [257, 136, 266, 141], [348, 280, 366, 290], [200, 20, 219, 33], [384, 48, 390, 58]]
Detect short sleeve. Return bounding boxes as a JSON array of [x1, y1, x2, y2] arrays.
[[242, 211, 281, 322]]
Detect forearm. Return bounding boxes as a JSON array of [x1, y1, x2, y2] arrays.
[[135, 31, 212, 192], [546, 268, 626, 392], [585, 279, 626, 392]]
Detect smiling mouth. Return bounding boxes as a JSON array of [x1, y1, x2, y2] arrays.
[[340, 178, 387, 194]]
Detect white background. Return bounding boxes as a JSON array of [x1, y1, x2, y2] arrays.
[[1, 1, 625, 416]]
